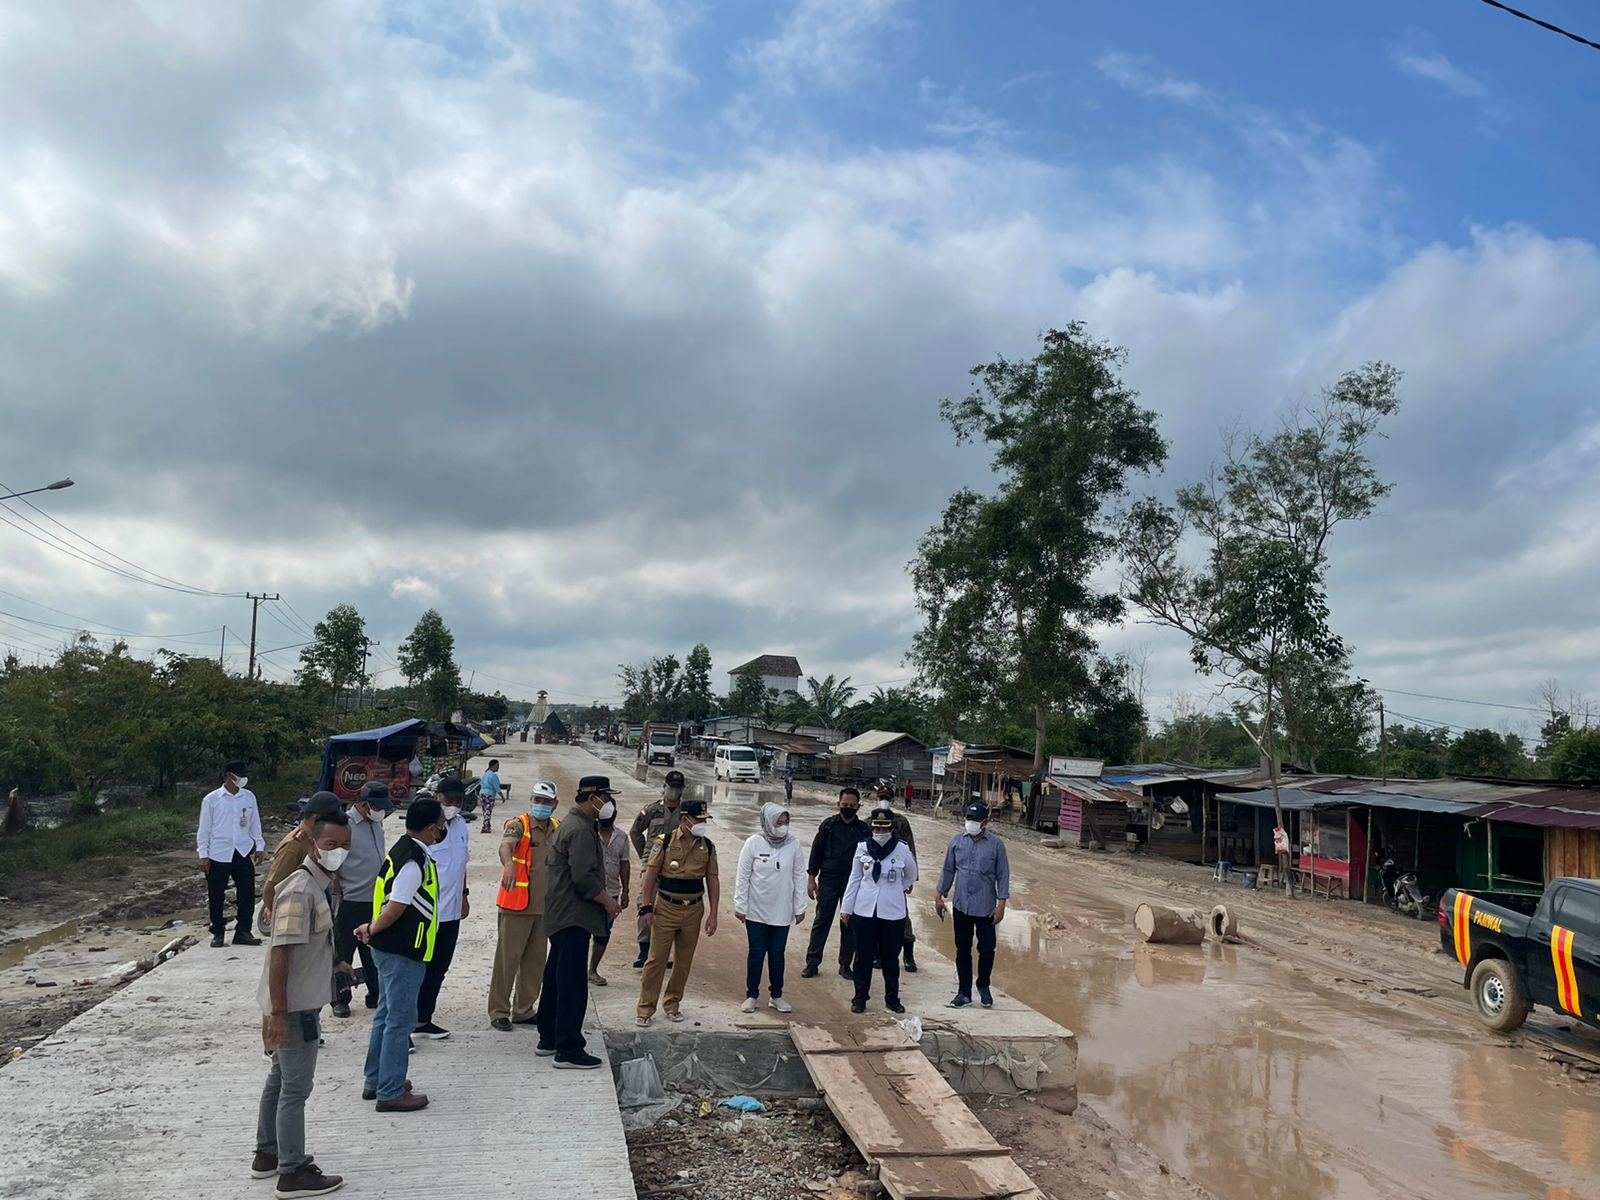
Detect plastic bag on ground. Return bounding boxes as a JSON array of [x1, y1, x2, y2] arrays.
[[618, 1054, 668, 1108], [717, 1095, 766, 1113]]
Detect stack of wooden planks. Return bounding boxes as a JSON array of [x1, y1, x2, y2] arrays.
[[790, 1023, 1043, 1200]]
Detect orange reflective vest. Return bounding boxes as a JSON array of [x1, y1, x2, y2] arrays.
[[496, 813, 557, 912]]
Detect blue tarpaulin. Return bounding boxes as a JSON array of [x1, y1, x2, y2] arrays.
[[319, 718, 429, 792]]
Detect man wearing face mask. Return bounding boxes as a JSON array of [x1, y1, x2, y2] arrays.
[[414, 777, 470, 1040], [488, 781, 561, 1032], [628, 769, 685, 968], [333, 782, 392, 1017], [197, 760, 265, 949], [355, 798, 444, 1112], [589, 793, 631, 987], [935, 801, 1011, 1009], [251, 808, 351, 1196], [635, 797, 719, 1026], [262, 793, 344, 934], [801, 789, 866, 979], [537, 776, 622, 1068]]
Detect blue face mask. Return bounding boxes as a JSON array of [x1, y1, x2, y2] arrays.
[[531, 804, 555, 821]]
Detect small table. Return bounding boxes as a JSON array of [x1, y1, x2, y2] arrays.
[[1256, 863, 1278, 888]]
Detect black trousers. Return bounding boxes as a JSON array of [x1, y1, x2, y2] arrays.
[[415, 919, 460, 1025], [535, 926, 592, 1057], [953, 910, 997, 993], [334, 897, 379, 1004], [206, 852, 255, 938], [803, 877, 855, 971], [850, 915, 905, 1005]]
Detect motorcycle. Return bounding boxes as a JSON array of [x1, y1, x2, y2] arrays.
[[1379, 856, 1431, 919], [411, 771, 481, 816]]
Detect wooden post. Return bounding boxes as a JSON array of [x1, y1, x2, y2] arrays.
[[1364, 807, 1373, 903]]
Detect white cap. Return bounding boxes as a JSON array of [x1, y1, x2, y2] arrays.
[[531, 780, 559, 802]]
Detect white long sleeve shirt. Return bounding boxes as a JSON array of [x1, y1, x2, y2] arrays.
[[734, 834, 808, 926], [842, 840, 918, 921], [428, 814, 471, 922], [196, 785, 264, 861]]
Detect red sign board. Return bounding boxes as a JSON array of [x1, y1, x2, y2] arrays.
[[331, 755, 412, 803]]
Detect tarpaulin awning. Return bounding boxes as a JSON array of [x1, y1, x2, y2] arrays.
[[326, 718, 428, 745]]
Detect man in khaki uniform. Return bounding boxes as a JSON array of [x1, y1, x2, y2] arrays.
[[635, 797, 719, 1025], [628, 769, 685, 967], [487, 781, 560, 1032]]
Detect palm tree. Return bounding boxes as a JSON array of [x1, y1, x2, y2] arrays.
[[784, 674, 857, 730]]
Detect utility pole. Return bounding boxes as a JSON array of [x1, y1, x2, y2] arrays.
[[358, 638, 379, 710], [245, 592, 281, 680], [219, 626, 227, 668], [1378, 699, 1387, 785]]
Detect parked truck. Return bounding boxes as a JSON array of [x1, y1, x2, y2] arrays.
[[1438, 877, 1600, 1033], [641, 721, 681, 767]]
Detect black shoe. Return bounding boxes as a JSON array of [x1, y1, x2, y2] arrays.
[[274, 1163, 344, 1196], [886, 1000, 905, 1014], [413, 1022, 450, 1040], [633, 950, 648, 968], [251, 1151, 278, 1180], [838, 967, 853, 979], [535, 1043, 557, 1057], [949, 993, 973, 1009], [902, 952, 918, 973], [491, 1018, 513, 1032], [800, 965, 819, 978], [850, 1000, 866, 1014], [979, 986, 993, 1008], [233, 933, 263, 947], [364, 993, 378, 1010], [331, 1002, 351, 1019], [553, 1051, 603, 1070], [210, 934, 226, 948]]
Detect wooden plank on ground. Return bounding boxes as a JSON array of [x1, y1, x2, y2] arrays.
[[789, 1022, 917, 1055], [878, 1155, 1045, 1200]]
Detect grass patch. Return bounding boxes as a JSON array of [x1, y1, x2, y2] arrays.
[[0, 757, 323, 886]]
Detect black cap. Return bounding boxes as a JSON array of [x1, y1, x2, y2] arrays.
[[869, 807, 895, 828], [438, 777, 467, 797], [358, 781, 394, 811], [576, 775, 616, 801], [964, 801, 990, 822], [679, 797, 711, 820], [664, 770, 685, 787], [305, 791, 343, 817], [224, 760, 248, 777]]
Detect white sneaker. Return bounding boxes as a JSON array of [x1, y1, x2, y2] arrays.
[[769, 997, 793, 1014], [740, 997, 758, 1013]]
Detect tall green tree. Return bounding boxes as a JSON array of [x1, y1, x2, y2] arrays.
[[911, 324, 1167, 783], [681, 644, 715, 722], [298, 604, 369, 713], [1277, 653, 1375, 773], [784, 674, 858, 730], [728, 663, 767, 719], [396, 609, 458, 714], [1446, 728, 1527, 778], [1552, 728, 1600, 782]]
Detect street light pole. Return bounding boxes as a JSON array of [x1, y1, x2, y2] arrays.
[[0, 478, 74, 502]]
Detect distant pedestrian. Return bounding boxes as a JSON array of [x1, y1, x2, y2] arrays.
[[783, 774, 794, 802], [801, 789, 866, 978], [903, 780, 914, 807], [252, 805, 351, 1197], [841, 807, 917, 1014], [589, 802, 632, 987], [488, 782, 560, 1031], [197, 761, 265, 949], [479, 759, 503, 832], [628, 770, 686, 968], [936, 801, 1010, 1009], [735, 804, 807, 1014], [635, 797, 720, 1026], [355, 798, 444, 1112], [333, 782, 392, 1017], [415, 778, 470, 1041], [263, 792, 344, 928], [537, 776, 621, 1069]]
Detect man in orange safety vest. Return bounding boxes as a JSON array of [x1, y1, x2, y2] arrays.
[[487, 781, 560, 1031]]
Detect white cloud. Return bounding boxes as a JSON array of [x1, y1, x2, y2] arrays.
[[741, 0, 904, 92], [1392, 48, 1488, 100], [917, 80, 1013, 143], [1095, 51, 1216, 110]]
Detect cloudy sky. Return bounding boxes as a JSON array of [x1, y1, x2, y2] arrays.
[[2, 0, 1599, 739]]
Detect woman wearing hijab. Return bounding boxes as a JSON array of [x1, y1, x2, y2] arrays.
[[734, 803, 809, 1014], [841, 807, 918, 1013]]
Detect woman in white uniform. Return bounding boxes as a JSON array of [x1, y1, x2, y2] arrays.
[[841, 807, 917, 1013]]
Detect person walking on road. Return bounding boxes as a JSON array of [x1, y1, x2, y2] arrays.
[[936, 801, 1011, 1009], [628, 769, 685, 967], [488, 781, 560, 1031], [841, 807, 917, 1014], [635, 797, 719, 1026], [262, 792, 344, 929], [415, 778, 470, 1040], [252, 807, 351, 1197], [536, 776, 621, 1069], [783, 773, 794, 803], [354, 798, 444, 1112], [734, 803, 807, 1014], [875, 786, 920, 974], [801, 789, 866, 978], [479, 759, 503, 833], [333, 782, 391, 1017], [589, 804, 632, 987], [198, 761, 265, 949]]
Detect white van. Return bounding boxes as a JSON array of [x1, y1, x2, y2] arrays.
[[714, 744, 761, 782]]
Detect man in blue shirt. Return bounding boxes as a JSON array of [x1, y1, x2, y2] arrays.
[[935, 801, 1010, 1009]]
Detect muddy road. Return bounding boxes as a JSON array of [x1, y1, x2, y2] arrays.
[[574, 740, 1597, 1200]]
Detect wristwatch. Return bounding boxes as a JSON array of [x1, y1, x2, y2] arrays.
[[638, 904, 654, 914]]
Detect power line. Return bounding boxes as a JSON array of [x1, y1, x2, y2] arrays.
[[1371, 684, 1548, 715], [278, 599, 321, 638], [1478, 0, 1600, 53], [0, 607, 220, 644]]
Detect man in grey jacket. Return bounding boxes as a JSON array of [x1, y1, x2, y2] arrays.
[[535, 776, 622, 1069], [333, 781, 392, 1017]]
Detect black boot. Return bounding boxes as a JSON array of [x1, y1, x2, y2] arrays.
[[902, 947, 918, 973], [633, 944, 648, 969]]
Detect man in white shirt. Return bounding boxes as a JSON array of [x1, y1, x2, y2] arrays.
[[415, 777, 470, 1040], [197, 760, 265, 948]]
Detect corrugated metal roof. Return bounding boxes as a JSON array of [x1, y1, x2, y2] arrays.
[[1044, 776, 1145, 805], [1103, 763, 1256, 785], [831, 730, 924, 756], [1212, 772, 1344, 792], [1367, 779, 1538, 804], [1332, 790, 1481, 814], [1465, 804, 1600, 831], [1215, 788, 1330, 811]]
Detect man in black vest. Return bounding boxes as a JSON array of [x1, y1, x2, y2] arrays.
[[355, 798, 443, 1112]]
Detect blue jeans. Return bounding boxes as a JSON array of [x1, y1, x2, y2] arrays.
[[745, 921, 791, 999], [364, 950, 425, 1100]]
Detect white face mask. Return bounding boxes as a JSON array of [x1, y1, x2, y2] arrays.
[[441, 806, 461, 822], [598, 800, 616, 821], [317, 847, 349, 873], [872, 830, 892, 845], [231, 775, 249, 790], [965, 820, 983, 836], [689, 822, 709, 838]]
